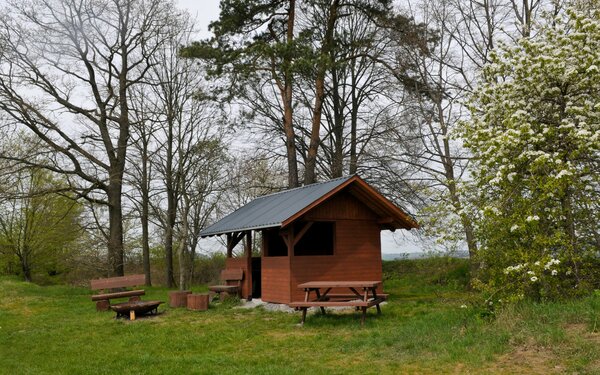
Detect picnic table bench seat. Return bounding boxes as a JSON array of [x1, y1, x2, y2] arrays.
[[288, 296, 387, 309]]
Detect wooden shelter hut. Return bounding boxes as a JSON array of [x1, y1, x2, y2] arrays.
[[199, 175, 418, 303]]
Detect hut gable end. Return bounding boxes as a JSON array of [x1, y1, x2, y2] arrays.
[[303, 191, 378, 221]]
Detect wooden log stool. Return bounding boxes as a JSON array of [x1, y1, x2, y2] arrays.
[[168, 290, 191, 308], [187, 293, 209, 311]]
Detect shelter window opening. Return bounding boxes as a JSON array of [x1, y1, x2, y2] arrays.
[[294, 221, 334, 256]]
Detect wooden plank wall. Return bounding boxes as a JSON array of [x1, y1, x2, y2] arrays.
[[289, 220, 382, 301], [261, 257, 291, 303], [290, 191, 383, 302]]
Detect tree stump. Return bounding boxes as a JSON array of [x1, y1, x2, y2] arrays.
[[168, 290, 191, 308], [187, 293, 209, 311], [96, 300, 110, 311]]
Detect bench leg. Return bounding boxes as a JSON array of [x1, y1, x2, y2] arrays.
[[361, 307, 367, 326], [376, 303, 381, 314], [320, 306, 326, 315], [96, 300, 110, 311], [301, 307, 307, 325], [130, 310, 136, 321]]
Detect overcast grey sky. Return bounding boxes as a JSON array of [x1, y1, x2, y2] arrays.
[[177, 0, 221, 38]]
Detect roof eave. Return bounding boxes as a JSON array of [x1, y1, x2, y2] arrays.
[[199, 222, 282, 238]]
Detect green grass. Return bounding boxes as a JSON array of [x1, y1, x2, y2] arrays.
[[1, 259, 599, 374]]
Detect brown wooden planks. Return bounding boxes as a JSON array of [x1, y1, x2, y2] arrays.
[[91, 290, 145, 301], [287, 219, 383, 302], [288, 298, 385, 308], [90, 274, 146, 290], [261, 256, 291, 303], [298, 281, 381, 289]]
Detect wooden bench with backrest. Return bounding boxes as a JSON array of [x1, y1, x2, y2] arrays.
[[208, 269, 243, 300], [90, 274, 146, 311]]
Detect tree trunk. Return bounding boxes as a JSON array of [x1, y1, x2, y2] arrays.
[[349, 64, 359, 175], [140, 139, 152, 286], [562, 188, 580, 281], [165, 199, 176, 288], [304, 0, 340, 185], [164, 111, 176, 288], [435, 96, 478, 268], [283, 0, 299, 188], [330, 63, 344, 178], [107, 180, 125, 276], [19, 252, 32, 282], [178, 197, 191, 290]]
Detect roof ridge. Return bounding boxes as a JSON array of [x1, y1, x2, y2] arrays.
[[253, 175, 354, 201]]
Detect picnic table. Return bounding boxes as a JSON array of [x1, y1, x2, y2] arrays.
[[288, 281, 387, 325]]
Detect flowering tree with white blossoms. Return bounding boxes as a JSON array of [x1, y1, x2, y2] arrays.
[[461, 9, 600, 300]]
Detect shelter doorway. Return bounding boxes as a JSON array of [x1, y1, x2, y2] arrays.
[[251, 257, 261, 298]]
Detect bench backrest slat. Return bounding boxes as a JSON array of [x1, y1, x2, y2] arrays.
[[90, 274, 146, 290], [221, 269, 243, 282]]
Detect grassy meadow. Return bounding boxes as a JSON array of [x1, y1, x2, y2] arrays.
[[0, 258, 599, 374]]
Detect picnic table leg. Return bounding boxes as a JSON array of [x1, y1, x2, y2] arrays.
[[372, 288, 382, 314], [360, 306, 367, 326], [301, 307, 307, 325], [315, 289, 326, 315]]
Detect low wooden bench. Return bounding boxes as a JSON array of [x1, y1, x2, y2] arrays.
[[111, 300, 163, 320], [208, 269, 243, 300], [90, 274, 146, 311]]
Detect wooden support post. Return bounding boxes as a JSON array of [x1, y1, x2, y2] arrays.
[[226, 233, 233, 258], [130, 310, 136, 321], [244, 231, 252, 300], [261, 230, 267, 257]]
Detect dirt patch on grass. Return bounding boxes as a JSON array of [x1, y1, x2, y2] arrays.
[[487, 343, 565, 374], [564, 323, 600, 342]]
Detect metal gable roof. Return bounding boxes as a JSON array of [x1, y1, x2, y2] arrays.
[[199, 175, 355, 237]]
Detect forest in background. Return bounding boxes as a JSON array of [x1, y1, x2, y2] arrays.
[[0, 0, 597, 303]]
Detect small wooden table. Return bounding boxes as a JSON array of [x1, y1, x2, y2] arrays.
[[110, 300, 163, 320], [288, 281, 386, 325]]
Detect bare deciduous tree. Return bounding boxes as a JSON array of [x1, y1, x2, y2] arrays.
[[0, 0, 178, 276]]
